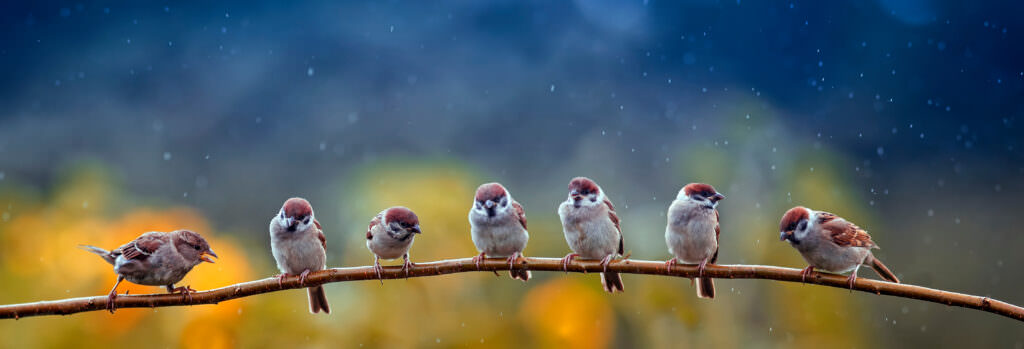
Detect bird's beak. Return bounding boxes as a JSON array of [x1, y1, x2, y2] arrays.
[[200, 249, 218, 263], [410, 225, 421, 234], [779, 231, 793, 242], [286, 217, 297, 228], [711, 193, 726, 202], [570, 190, 581, 200], [485, 200, 495, 209]]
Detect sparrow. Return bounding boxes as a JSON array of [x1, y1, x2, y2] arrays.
[[80, 229, 217, 313], [665, 183, 725, 299], [468, 182, 531, 281], [779, 206, 900, 288], [269, 197, 330, 314], [558, 177, 625, 293], [365, 206, 421, 283]]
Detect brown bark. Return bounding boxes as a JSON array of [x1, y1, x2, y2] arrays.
[[1, 257, 1020, 322]]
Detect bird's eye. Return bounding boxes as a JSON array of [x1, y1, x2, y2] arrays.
[[280, 212, 285, 219], [303, 217, 310, 225], [193, 245, 201, 251], [475, 202, 482, 209], [500, 199, 507, 207]]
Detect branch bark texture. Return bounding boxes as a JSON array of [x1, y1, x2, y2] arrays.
[[1, 257, 1020, 322]]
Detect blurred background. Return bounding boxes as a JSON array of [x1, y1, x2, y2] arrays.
[[0, 0, 1022, 347]]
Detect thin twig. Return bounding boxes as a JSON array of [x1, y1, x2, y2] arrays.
[[0, 257, 1020, 322]]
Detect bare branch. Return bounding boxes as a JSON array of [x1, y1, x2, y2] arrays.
[[1, 257, 1020, 321]]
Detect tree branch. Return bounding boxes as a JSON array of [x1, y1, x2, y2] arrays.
[[1, 257, 1021, 322]]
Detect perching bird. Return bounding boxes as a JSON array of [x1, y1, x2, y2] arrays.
[[269, 197, 331, 314], [365, 206, 421, 282], [468, 182, 531, 281], [558, 177, 625, 293], [80, 229, 217, 313], [665, 183, 725, 299], [779, 206, 900, 288]]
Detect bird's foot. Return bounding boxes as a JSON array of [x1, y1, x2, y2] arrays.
[[402, 255, 415, 279], [599, 254, 615, 273], [697, 259, 708, 278], [106, 291, 118, 314], [506, 252, 524, 272], [846, 273, 857, 291], [561, 253, 579, 273], [169, 285, 196, 303], [665, 258, 678, 274], [799, 266, 815, 284], [298, 269, 311, 287], [373, 258, 384, 285], [472, 252, 486, 270], [276, 273, 290, 288]]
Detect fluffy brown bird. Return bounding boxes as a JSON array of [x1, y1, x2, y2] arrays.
[[80, 229, 217, 313], [270, 197, 331, 314], [468, 182, 531, 281], [665, 183, 725, 299], [558, 177, 625, 293], [779, 206, 900, 288], [365, 206, 422, 282]]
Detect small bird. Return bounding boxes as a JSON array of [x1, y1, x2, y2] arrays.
[[269, 197, 330, 314], [558, 177, 625, 293], [778, 206, 900, 288], [468, 182, 530, 281], [665, 183, 725, 299], [365, 206, 422, 282], [80, 229, 217, 313]]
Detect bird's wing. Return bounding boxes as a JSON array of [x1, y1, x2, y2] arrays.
[[604, 198, 624, 255], [366, 214, 381, 240], [822, 216, 877, 248], [118, 233, 165, 260], [511, 201, 527, 230], [816, 211, 838, 224], [314, 219, 326, 250], [711, 209, 720, 263]]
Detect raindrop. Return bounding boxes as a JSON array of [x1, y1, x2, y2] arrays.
[[549, 84, 555, 92], [163, 152, 172, 160], [307, 67, 315, 77]]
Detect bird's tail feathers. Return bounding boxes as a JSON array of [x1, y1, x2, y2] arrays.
[[308, 286, 331, 314], [78, 245, 116, 265], [509, 269, 531, 282], [601, 271, 625, 293], [696, 276, 715, 299], [867, 254, 900, 283]]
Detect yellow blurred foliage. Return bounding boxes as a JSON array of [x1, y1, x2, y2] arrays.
[[0, 164, 253, 346], [520, 278, 614, 349]]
